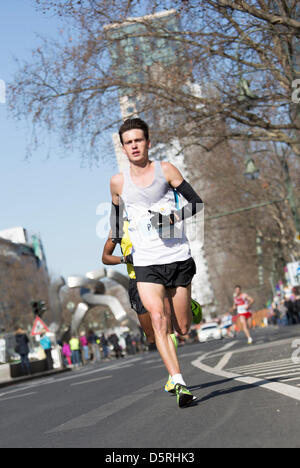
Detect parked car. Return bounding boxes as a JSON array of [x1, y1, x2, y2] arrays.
[[197, 323, 223, 343]]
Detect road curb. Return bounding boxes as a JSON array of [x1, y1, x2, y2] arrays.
[[0, 367, 71, 389]]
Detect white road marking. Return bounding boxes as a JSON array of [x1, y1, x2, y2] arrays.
[[71, 376, 112, 386], [0, 385, 42, 397], [218, 342, 236, 352], [47, 377, 166, 433], [38, 362, 133, 385], [192, 336, 300, 402], [179, 350, 205, 358], [0, 392, 37, 402], [209, 337, 299, 360], [253, 367, 300, 377], [258, 371, 300, 380], [281, 376, 300, 382], [227, 359, 293, 372], [215, 352, 233, 371], [192, 355, 300, 401]]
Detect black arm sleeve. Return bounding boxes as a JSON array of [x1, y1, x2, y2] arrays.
[[172, 179, 203, 221], [109, 200, 124, 241]]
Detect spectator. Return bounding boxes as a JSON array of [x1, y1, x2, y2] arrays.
[[271, 296, 281, 325], [189, 326, 198, 344], [69, 335, 81, 368], [277, 300, 288, 326], [40, 331, 54, 371], [62, 341, 72, 367], [109, 333, 124, 359], [100, 333, 110, 359], [87, 329, 101, 363], [14, 327, 31, 375], [221, 311, 235, 337], [125, 332, 135, 355], [79, 331, 89, 364], [294, 287, 300, 323], [284, 295, 295, 325], [134, 333, 142, 353]]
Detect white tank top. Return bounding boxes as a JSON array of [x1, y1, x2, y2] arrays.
[[121, 161, 191, 267]]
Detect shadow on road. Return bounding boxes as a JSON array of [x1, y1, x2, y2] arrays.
[[188, 377, 276, 404]]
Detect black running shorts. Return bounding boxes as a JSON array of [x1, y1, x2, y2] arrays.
[[134, 257, 196, 288], [128, 279, 148, 315]]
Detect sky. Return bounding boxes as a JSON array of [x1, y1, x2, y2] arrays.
[[0, 0, 125, 279]]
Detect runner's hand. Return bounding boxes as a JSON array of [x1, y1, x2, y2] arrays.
[[125, 254, 133, 264], [148, 210, 175, 230]]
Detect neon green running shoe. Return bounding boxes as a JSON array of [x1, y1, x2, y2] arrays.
[[175, 384, 197, 408], [164, 377, 176, 394], [191, 298, 203, 325]]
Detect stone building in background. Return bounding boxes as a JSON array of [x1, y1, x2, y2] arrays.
[[0, 227, 49, 332]]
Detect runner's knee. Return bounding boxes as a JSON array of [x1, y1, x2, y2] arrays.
[[176, 325, 189, 336], [150, 310, 168, 334], [175, 320, 190, 336]]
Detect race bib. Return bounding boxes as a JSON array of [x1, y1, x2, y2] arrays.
[[137, 215, 158, 240], [237, 305, 247, 314]]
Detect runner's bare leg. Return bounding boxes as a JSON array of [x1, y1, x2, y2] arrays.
[[239, 315, 251, 340], [137, 282, 180, 377], [167, 284, 192, 337]]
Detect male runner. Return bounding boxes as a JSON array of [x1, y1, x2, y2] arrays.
[[110, 118, 203, 408], [102, 222, 202, 394], [233, 285, 254, 344], [102, 226, 177, 393]]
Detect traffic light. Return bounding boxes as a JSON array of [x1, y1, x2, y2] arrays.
[[31, 300, 47, 317], [38, 301, 47, 317], [31, 301, 39, 317]]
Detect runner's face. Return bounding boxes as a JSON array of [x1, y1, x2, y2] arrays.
[[121, 129, 151, 163]]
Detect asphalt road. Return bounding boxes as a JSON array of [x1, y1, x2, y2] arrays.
[[0, 325, 300, 449]]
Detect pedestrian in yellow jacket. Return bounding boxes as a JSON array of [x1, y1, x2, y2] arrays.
[[69, 336, 81, 368]]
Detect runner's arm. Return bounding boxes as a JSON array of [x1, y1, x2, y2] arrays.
[[102, 237, 120, 265], [244, 294, 254, 309], [149, 162, 203, 228], [102, 235, 132, 265], [110, 174, 124, 239]]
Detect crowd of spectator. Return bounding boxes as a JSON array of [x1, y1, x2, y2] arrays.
[[271, 285, 300, 326], [60, 329, 146, 368]]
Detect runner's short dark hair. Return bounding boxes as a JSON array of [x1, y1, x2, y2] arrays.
[[119, 118, 149, 144]]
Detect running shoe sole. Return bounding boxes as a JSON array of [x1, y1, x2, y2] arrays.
[[175, 384, 197, 408]]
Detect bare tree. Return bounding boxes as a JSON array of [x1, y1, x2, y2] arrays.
[[7, 0, 300, 311], [8, 1, 300, 158]]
